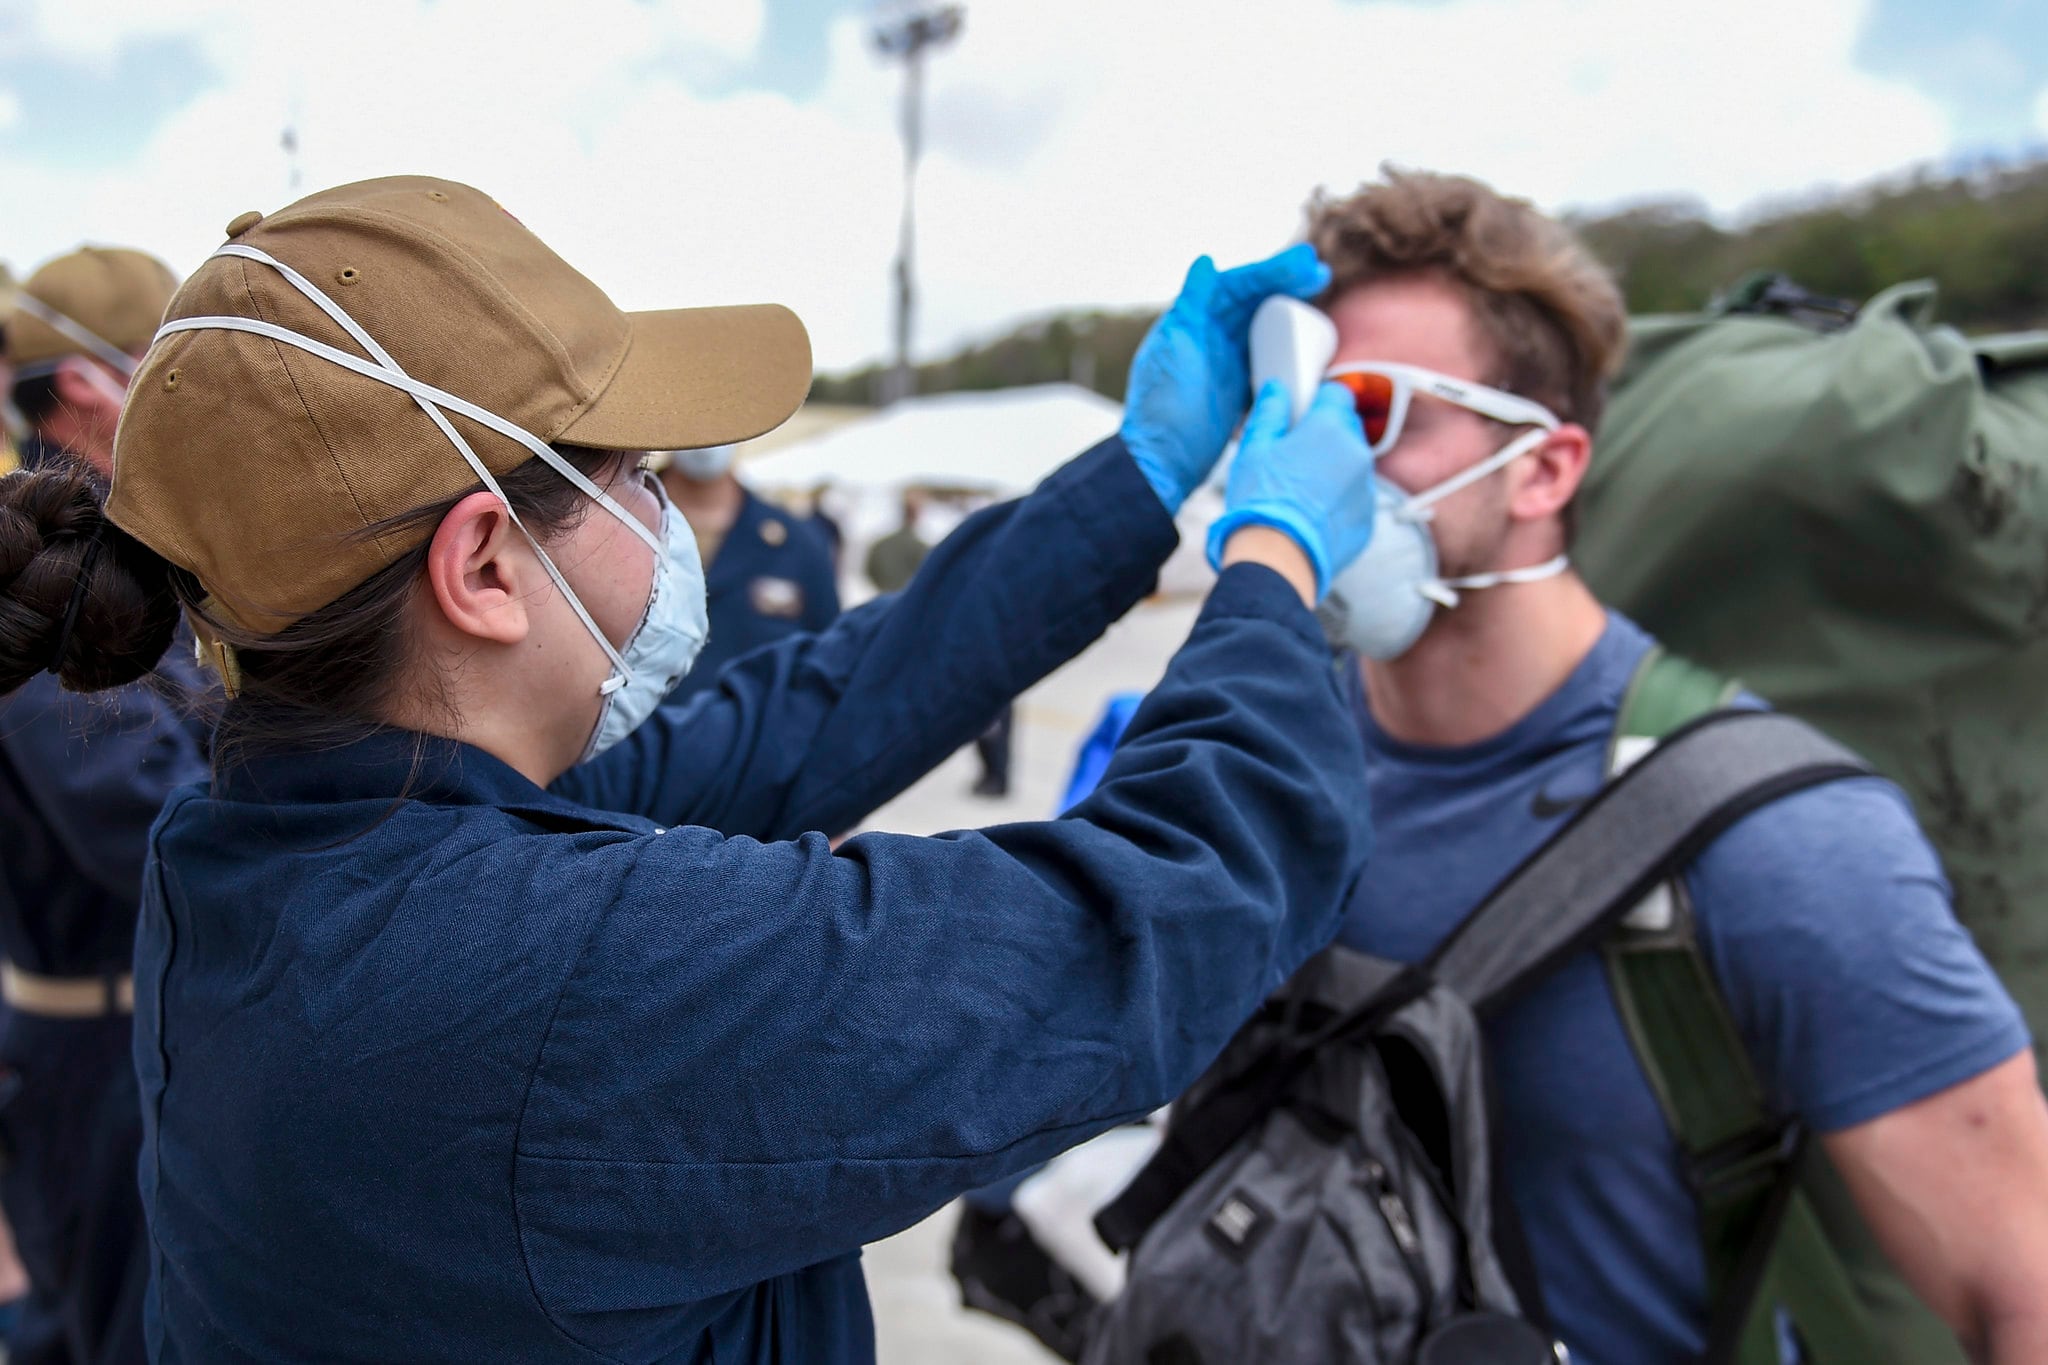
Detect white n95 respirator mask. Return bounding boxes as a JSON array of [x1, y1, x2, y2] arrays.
[[1317, 427, 1568, 660], [580, 475, 710, 761]]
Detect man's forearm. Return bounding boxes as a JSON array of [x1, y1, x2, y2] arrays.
[[1824, 1054, 2048, 1365]]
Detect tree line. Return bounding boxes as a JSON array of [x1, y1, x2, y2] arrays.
[[810, 154, 2048, 407]]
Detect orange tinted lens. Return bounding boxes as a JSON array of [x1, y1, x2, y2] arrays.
[[1331, 371, 1394, 446]]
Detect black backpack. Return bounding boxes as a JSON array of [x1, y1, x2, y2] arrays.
[[1082, 704, 1880, 1365]]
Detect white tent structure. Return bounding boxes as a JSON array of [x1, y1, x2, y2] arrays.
[[746, 382, 1219, 601], [744, 383, 1123, 495]]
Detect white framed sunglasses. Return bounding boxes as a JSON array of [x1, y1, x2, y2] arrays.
[[1325, 361, 1559, 457]]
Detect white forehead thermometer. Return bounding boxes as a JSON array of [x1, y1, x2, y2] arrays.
[[1249, 295, 1339, 424]]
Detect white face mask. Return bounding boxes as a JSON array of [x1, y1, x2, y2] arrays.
[[1317, 426, 1569, 661], [666, 443, 737, 482], [153, 244, 712, 760], [580, 474, 710, 760]]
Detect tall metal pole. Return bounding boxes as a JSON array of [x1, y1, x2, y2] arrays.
[[873, 6, 963, 406], [282, 76, 304, 194], [889, 43, 923, 406]]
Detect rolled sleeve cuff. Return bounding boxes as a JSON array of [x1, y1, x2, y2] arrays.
[[1198, 562, 1331, 653], [1806, 1020, 2034, 1134]]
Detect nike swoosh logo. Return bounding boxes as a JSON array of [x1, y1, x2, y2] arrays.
[[1529, 785, 1592, 819]]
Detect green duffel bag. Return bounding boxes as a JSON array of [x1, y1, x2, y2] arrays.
[[1576, 274, 2048, 1044]]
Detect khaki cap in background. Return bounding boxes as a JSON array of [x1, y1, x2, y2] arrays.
[[4, 247, 178, 367], [109, 174, 813, 635], [0, 265, 16, 473]]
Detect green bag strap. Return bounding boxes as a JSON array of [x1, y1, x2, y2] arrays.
[[1605, 649, 1892, 1365], [1609, 646, 1739, 763]]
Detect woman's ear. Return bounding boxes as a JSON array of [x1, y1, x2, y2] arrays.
[[424, 491, 534, 646], [1510, 423, 1593, 525]]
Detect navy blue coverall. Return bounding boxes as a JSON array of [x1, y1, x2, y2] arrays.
[[669, 487, 840, 704], [0, 437, 212, 1365], [131, 440, 1374, 1363]]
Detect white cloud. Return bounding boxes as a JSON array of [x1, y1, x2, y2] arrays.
[[877, 0, 1951, 361], [1, 0, 1954, 373], [0, 88, 19, 133], [9, 0, 243, 67]]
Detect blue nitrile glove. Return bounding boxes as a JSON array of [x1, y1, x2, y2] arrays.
[[1206, 379, 1376, 599], [1120, 243, 1332, 513]]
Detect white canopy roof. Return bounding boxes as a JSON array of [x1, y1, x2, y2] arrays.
[[744, 383, 1123, 494]]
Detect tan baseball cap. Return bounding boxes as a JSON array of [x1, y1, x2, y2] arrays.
[[109, 175, 812, 634], [5, 247, 178, 369]]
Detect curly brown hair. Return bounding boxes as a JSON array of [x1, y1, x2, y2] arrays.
[[1304, 167, 1627, 433]]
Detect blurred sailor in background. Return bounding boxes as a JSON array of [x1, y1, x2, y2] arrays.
[[656, 442, 840, 704]]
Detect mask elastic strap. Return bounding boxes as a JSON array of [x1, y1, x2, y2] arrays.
[[1428, 552, 1572, 608], [199, 249, 648, 690], [1397, 425, 1553, 524], [153, 252, 652, 691], [158, 311, 636, 692], [204, 246, 660, 561], [1440, 553, 1572, 593], [11, 294, 140, 377]]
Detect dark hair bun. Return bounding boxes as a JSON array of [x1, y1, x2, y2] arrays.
[[0, 460, 180, 695]]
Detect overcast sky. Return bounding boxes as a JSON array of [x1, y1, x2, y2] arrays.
[[3, 0, 2046, 373]]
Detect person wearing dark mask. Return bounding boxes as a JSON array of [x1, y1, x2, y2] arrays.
[[0, 246, 207, 1365]]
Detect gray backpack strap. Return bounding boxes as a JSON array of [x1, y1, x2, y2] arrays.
[[1427, 709, 1870, 1015], [1095, 708, 1868, 1259]]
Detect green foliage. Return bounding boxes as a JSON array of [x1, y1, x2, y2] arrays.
[[814, 156, 2048, 407], [1575, 158, 2048, 329]]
